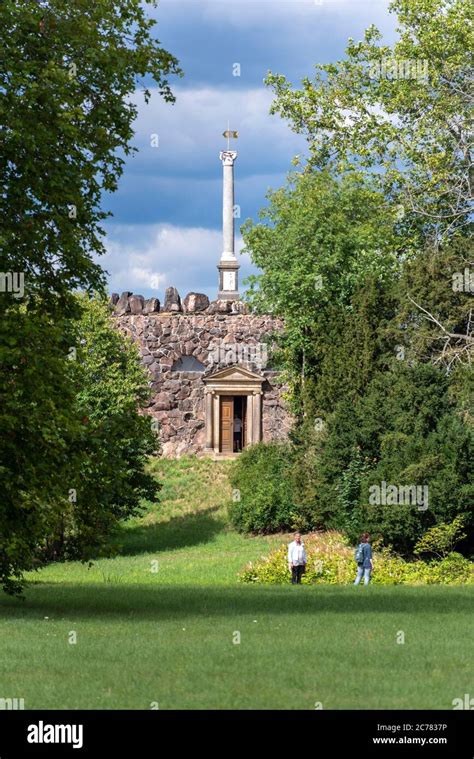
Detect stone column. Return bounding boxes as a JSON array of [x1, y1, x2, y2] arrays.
[[247, 393, 254, 445], [218, 150, 239, 300], [253, 391, 262, 444], [204, 390, 213, 450], [222, 151, 236, 257], [213, 393, 220, 454]]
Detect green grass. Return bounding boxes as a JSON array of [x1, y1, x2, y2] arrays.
[[0, 456, 472, 710]]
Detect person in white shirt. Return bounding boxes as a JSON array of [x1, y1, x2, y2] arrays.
[[287, 532, 307, 584]]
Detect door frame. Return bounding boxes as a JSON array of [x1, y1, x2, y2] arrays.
[[203, 366, 264, 455], [218, 395, 248, 453]]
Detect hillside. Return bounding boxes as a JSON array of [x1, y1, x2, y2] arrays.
[[0, 456, 471, 710]]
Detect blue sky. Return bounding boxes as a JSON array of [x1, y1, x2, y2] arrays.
[[101, 0, 397, 301]]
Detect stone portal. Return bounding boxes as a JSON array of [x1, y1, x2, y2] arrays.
[[203, 365, 264, 455]]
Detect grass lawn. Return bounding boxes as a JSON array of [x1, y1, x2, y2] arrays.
[[0, 457, 472, 710]]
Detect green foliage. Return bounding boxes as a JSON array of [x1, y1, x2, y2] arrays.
[[243, 170, 399, 315], [388, 237, 474, 370], [266, 0, 473, 239], [54, 294, 160, 558], [239, 534, 473, 586], [0, 0, 181, 311], [231, 362, 472, 556], [335, 448, 372, 534], [0, 1, 177, 593], [0, 303, 80, 594], [242, 171, 400, 416], [228, 443, 296, 533], [320, 363, 474, 552], [240, 164, 472, 558], [414, 516, 467, 558], [0, 295, 160, 593]]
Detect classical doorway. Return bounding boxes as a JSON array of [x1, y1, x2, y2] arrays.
[[203, 365, 263, 455], [219, 395, 247, 453]]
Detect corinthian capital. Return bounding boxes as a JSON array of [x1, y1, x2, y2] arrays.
[[219, 150, 238, 166]]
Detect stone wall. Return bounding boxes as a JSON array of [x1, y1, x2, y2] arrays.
[[113, 303, 292, 457]]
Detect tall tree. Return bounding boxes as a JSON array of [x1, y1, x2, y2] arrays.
[[0, 0, 179, 593], [242, 170, 401, 413], [0, 0, 181, 309], [266, 0, 473, 242]]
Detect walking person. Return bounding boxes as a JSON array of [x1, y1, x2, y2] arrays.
[[354, 532, 373, 586], [288, 532, 307, 584]]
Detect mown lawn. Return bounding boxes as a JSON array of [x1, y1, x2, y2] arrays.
[[0, 457, 472, 710]]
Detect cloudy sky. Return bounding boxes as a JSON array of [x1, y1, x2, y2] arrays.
[[102, 0, 397, 301]]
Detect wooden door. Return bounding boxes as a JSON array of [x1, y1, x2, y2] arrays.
[[220, 396, 234, 453]]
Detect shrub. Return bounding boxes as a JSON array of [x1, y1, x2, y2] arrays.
[[239, 532, 473, 586], [315, 364, 474, 554], [228, 442, 296, 533], [414, 516, 467, 559]]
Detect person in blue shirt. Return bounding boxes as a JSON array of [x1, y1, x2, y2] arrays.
[[354, 532, 373, 586]]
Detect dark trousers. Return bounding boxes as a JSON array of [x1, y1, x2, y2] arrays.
[[291, 565, 305, 584]]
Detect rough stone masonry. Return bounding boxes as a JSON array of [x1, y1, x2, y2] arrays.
[[111, 289, 292, 457]]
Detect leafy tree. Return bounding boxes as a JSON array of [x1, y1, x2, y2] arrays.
[[0, 306, 80, 594], [49, 295, 160, 560], [323, 364, 474, 553], [390, 236, 474, 369], [0, 0, 181, 311], [242, 170, 401, 415], [0, 1, 178, 591], [239, 173, 472, 555], [236, 0, 473, 556], [229, 443, 295, 533], [0, 296, 160, 593], [266, 0, 473, 240]]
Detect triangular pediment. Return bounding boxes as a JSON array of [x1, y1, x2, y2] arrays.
[[203, 364, 264, 383]]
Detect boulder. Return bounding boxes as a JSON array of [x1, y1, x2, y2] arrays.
[[155, 392, 172, 411], [183, 292, 210, 313], [163, 286, 182, 312], [114, 291, 132, 316], [109, 292, 119, 306], [184, 340, 197, 354], [206, 299, 232, 315], [143, 297, 160, 314], [129, 294, 145, 314]]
